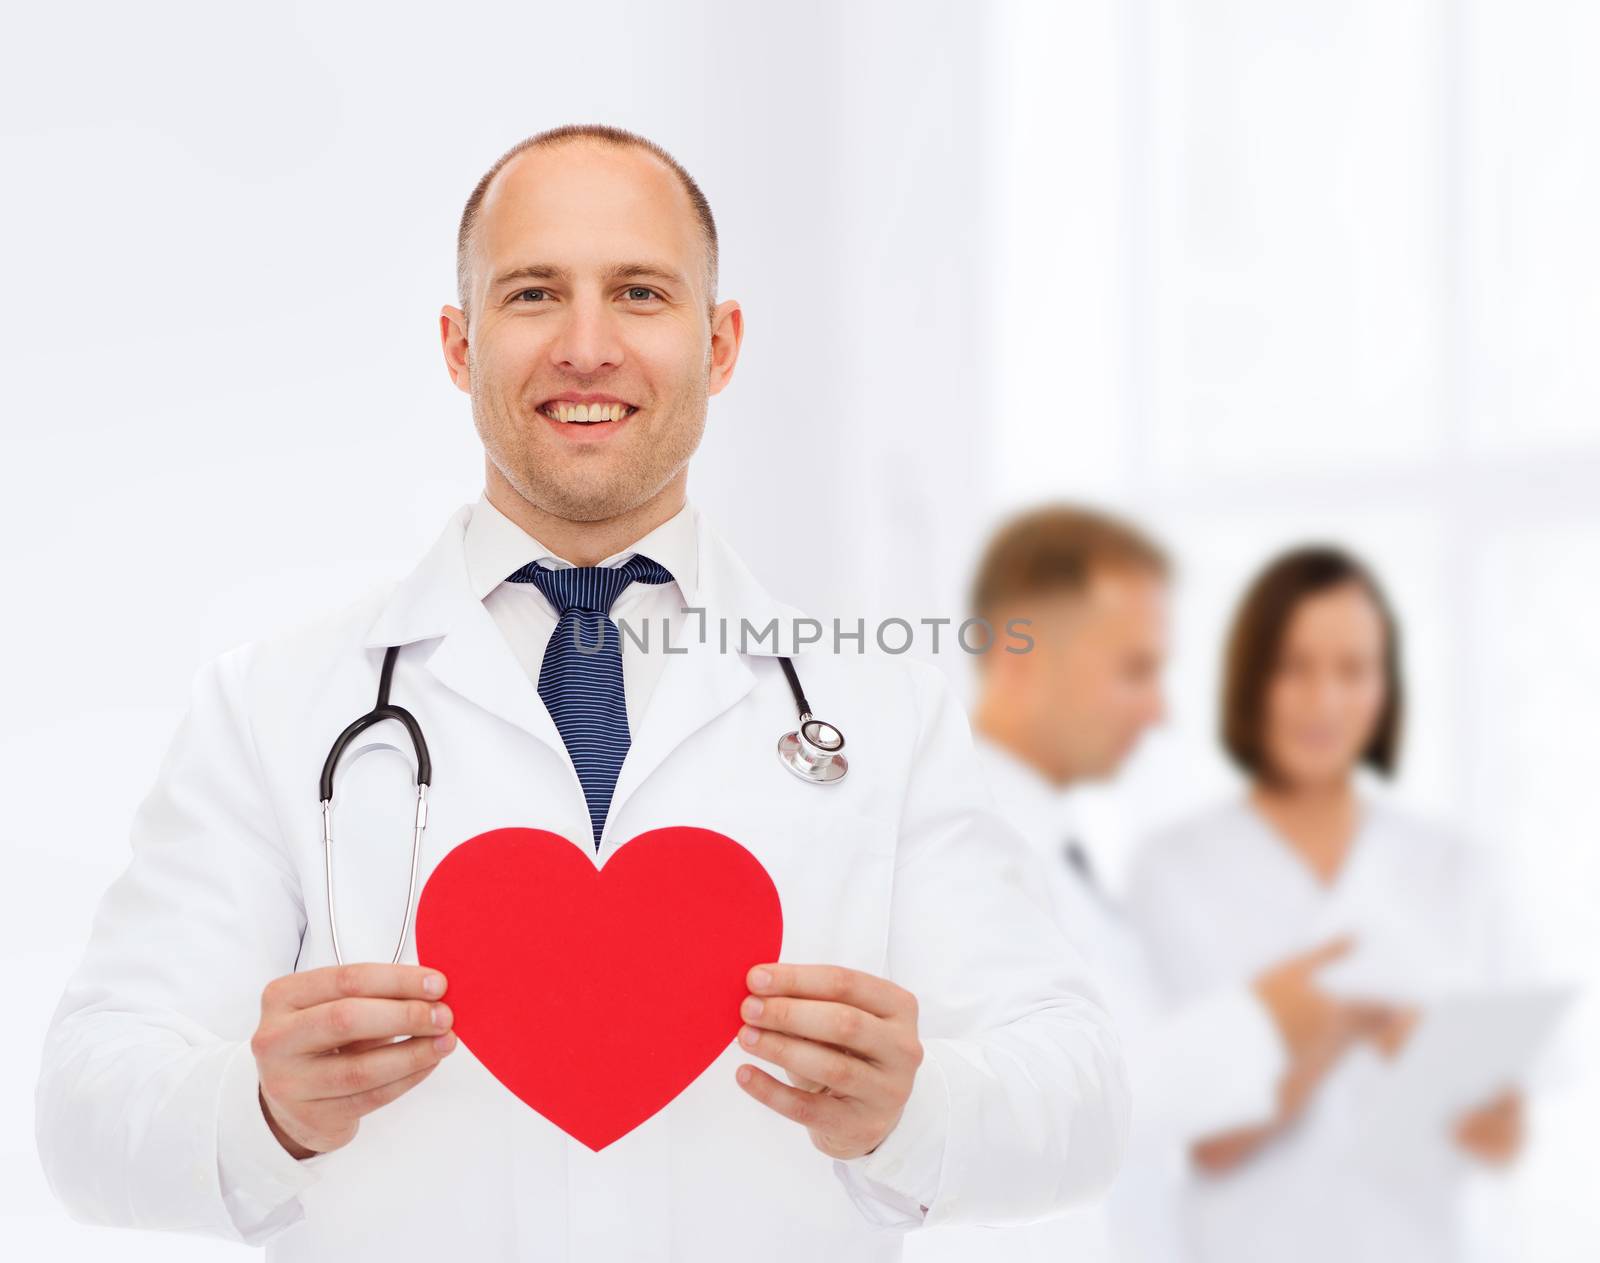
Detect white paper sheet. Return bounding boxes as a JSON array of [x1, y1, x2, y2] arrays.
[[1345, 985, 1576, 1170]]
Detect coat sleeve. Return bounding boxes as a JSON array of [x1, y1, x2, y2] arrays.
[[1122, 984, 1285, 1144], [33, 645, 331, 1245], [832, 661, 1130, 1229]]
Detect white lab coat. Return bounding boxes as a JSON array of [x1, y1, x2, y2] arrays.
[[907, 739, 1285, 1263], [1125, 792, 1516, 1263], [34, 501, 1129, 1263]]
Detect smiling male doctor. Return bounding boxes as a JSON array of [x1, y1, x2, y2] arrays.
[[35, 125, 1127, 1262]]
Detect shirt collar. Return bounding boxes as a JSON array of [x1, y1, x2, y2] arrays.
[[464, 490, 701, 608], [362, 497, 811, 653]]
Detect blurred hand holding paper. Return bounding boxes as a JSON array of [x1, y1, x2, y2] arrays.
[[1345, 985, 1575, 1172]]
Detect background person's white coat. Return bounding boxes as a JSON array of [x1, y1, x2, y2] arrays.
[[905, 737, 1287, 1263], [1125, 794, 1527, 1263]]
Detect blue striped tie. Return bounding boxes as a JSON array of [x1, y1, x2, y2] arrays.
[[506, 554, 675, 850]]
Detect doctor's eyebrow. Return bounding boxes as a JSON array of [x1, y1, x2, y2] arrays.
[[491, 262, 689, 290]]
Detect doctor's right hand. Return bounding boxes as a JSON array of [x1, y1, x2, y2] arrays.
[[250, 963, 457, 1160]]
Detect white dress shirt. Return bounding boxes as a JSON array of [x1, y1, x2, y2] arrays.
[[467, 490, 700, 730]]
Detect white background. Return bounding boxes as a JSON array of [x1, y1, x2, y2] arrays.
[[2, 1, 1595, 1258]]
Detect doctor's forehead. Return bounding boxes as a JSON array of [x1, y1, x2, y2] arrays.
[[468, 142, 708, 301]]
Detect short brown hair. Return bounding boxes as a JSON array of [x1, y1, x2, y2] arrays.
[[455, 124, 719, 322], [969, 504, 1170, 619], [1221, 545, 1404, 780]]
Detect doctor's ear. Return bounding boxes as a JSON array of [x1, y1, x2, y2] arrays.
[[706, 299, 744, 397], [440, 305, 471, 393]]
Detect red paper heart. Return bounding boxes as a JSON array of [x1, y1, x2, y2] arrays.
[[415, 826, 783, 1151]]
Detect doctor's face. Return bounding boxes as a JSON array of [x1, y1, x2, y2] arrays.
[[441, 142, 743, 523], [1016, 566, 1170, 783], [1262, 582, 1389, 790]]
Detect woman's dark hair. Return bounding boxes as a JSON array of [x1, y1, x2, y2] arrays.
[[1221, 545, 1403, 782]]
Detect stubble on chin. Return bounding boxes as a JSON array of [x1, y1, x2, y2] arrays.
[[468, 363, 708, 525]]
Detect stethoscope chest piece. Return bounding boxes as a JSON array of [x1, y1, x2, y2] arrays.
[[777, 716, 849, 785], [774, 655, 848, 784]]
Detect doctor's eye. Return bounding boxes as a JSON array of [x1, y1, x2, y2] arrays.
[[623, 286, 662, 302], [512, 288, 551, 303]]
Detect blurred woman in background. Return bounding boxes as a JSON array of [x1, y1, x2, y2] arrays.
[[1125, 546, 1524, 1263]]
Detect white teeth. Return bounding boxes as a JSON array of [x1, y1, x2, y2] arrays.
[[545, 401, 631, 423]]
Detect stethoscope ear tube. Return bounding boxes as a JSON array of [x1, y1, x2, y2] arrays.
[[319, 644, 433, 965], [319, 646, 433, 801], [318, 705, 432, 800]]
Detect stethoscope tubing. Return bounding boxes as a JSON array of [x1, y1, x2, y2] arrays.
[[320, 645, 432, 966]]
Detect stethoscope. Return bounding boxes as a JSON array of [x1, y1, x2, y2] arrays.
[[319, 644, 847, 964]]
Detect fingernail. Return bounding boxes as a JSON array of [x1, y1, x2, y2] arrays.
[[750, 968, 772, 989], [424, 973, 445, 997], [740, 1025, 759, 1046], [431, 1004, 450, 1029], [434, 1033, 455, 1053], [743, 996, 764, 1019]]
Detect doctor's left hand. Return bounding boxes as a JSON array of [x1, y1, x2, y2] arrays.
[[734, 963, 923, 1160]]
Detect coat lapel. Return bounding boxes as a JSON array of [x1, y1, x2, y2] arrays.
[[361, 506, 571, 770], [424, 598, 572, 768], [601, 511, 809, 847], [601, 619, 754, 846]]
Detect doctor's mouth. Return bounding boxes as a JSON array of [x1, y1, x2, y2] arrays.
[[556, 610, 1038, 657]]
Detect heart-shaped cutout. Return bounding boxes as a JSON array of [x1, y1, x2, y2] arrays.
[[415, 825, 783, 1150]]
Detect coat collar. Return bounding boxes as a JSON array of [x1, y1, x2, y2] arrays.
[[359, 499, 811, 850]]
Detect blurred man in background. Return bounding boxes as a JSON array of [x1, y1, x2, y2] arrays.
[[907, 506, 1372, 1263]]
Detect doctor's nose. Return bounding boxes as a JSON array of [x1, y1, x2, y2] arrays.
[[548, 297, 626, 375]]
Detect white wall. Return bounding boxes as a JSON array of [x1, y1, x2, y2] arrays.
[[985, 2, 1600, 1257]]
